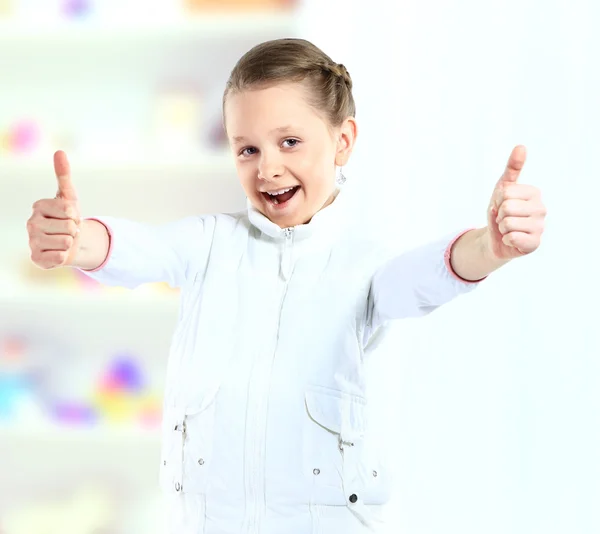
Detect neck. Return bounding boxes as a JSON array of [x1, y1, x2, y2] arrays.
[[302, 187, 340, 225]]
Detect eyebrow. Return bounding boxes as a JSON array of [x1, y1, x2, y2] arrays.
[[231, 125, 299, 144]]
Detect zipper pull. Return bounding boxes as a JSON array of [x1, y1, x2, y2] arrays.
[[281, 227, 294, 280], [338, 434, 355, 452], [174, 420, 186, 438]]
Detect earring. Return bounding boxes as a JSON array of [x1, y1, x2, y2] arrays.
[[336, 168, 347, 185]]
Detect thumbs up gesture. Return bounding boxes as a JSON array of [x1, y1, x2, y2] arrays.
[[27, 150, 82, 269], [485, 145, 546, 260]]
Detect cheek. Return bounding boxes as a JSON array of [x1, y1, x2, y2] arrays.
[[295, 149, 331, 185], [236, 164, 256, 191]]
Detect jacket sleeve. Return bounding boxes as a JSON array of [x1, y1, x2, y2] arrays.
[[365, 229, 485, 336], [76, 215, 211, 289]]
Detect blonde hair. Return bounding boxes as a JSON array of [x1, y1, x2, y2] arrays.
[[223, 38, 355, 129]]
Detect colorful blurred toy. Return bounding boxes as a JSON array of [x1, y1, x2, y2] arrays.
[[0, 376, 27, 419], [61, 0, 94, 18], [0, 336, 30, 420], [9, 119, 41, 154], [0, 129, 10, 154], [52, 401, 97, 425], [100, 354, 145, 393], [73, 267, 104, 291], [93, 353, 161, 425], [137, 392, 162, 427], [153, 88, 203, 158]]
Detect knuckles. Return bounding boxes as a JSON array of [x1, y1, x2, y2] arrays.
[[30, 250, 67, 270], [31, 198, 79, 219], [26, 217, 38, 235], [58, 235, 74, 250], [28, 197, 79, 270]]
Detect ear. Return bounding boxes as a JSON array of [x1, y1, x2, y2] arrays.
[[334, 117, 358, 167]]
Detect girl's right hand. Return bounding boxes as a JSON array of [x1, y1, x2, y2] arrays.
[[27, 150, 82, 269]]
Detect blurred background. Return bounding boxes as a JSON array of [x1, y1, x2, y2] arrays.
[[0, 0, 598, 533], [0, 1, 299, 533]]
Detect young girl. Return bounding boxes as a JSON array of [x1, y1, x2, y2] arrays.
[[27, 38, 546, 534]]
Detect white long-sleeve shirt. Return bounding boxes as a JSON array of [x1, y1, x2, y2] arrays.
[[81, 186, 483, 534]]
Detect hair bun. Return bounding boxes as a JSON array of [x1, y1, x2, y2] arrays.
[[324, 63, 352, 90], [336, 63, 352, 89]]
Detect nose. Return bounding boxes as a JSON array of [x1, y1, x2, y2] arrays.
[[257, 151, 284, 182]]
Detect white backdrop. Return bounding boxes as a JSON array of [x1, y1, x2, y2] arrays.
[[299, 1, 599, 533]]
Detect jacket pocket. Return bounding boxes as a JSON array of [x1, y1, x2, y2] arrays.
[[303, 386, 365, 492], [303, 385, 392, 507], [160, 398, 216, 495]]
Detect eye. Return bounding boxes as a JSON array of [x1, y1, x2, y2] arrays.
[[282, 138, 300, 148], [239, 146, 258, 157]]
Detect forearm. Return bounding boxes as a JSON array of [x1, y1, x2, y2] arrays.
[[449, 227, 510, 281], [70, 215, 210, 289], [367, 231, 483, 330], [69, 218, 110, 271]]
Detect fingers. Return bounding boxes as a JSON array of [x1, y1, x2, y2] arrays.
[[491, 183, 540, 209], [54, 150, 78, 201], [496, 198, 547, 221], [497, 145, 527, 185], [29, 151, 80, 269], [501, 232, 539, 255], [32, 198, 80, 221], [491, 174, 546, 258], [30, 233, 75, 252], [27, 223, 77, 268], [27, 216, 79, 238], [28, 194, 81, 270], [30, 248, 72, 270], [497, 216, 545, 236]]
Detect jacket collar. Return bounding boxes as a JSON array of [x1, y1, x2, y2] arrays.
[[247, 185, 349, 241]]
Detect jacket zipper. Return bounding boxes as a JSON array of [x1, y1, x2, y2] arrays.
[[247, 227, 294, 534], [281, 227, 294, 280]]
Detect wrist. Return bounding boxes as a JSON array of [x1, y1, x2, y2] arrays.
[[448, 227, 510, 282], [68, 219, 111, 270], [478, 227, 511, 269]]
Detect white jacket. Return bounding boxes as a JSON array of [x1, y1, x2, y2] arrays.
[[81, 186, 482, 534]]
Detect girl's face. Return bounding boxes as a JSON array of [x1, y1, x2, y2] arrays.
[[225, 82, 356, 229]]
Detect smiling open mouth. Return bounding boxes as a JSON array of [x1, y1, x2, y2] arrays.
[[262, 186, 301, 206]]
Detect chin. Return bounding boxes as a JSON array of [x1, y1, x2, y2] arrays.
[[283, 216, 310, 228], [250, 186, 330, 228], [268, 213, 300, 228]]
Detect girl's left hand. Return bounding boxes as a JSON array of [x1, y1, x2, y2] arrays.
[[485, 145, 546, 261]]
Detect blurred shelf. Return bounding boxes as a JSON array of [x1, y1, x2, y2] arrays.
[[0, 423, 161, 446], [0, 150, 237, 179], [0, 283, 181, 314], [0, 11, 296, 44]]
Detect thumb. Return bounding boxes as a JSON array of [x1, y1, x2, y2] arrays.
[[497, 144, 527, 186], [54, 150, 78, 201]]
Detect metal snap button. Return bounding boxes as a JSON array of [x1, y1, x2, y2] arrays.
[[373, 470, 378, 478], [349, 494, 358, 504], [198, 458, 205, 466], [313, 468, 320, 475]]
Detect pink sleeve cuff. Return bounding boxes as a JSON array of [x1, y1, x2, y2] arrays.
[[444, 228, 488, 284], [81, 217, 113, 272]]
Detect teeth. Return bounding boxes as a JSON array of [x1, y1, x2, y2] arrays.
[[267, 187, 294, 196]]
